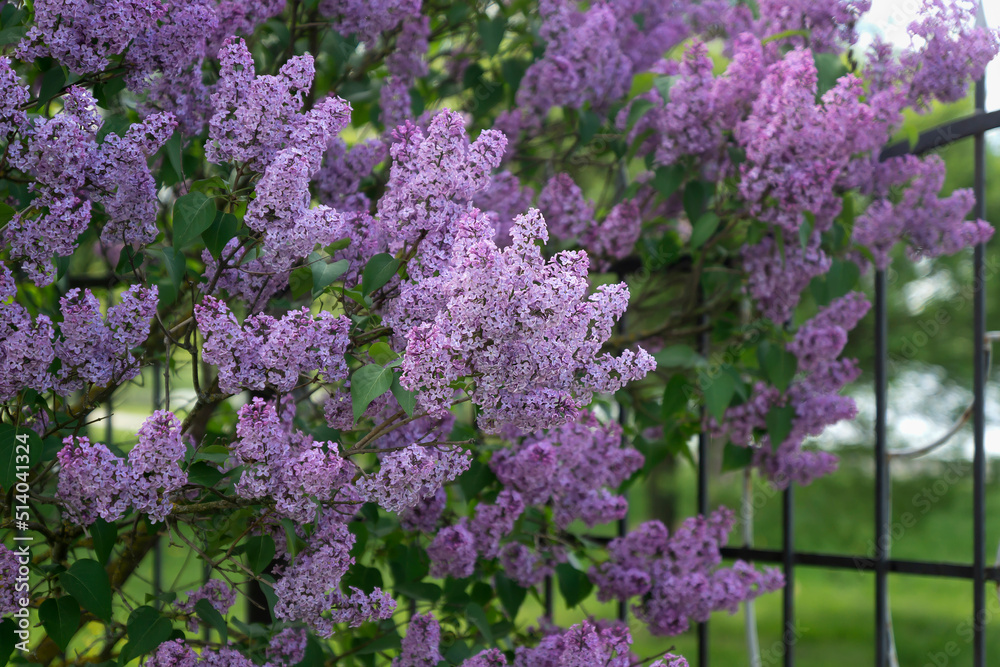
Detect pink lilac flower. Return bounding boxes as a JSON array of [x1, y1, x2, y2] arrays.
[[177, 580, 236, 632], [196, 295, 351, 394], [393, 613, 443, 667], [590, 509, 783, 636], [397, 210, 655, 433]]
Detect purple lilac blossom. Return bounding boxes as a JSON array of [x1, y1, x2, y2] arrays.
[[146, 639, 260, 666], [177, 580, 236, 632], [273, 511, 396, 636], [491, 413, 642, 528], [393, 613, 443, 667], [355, 443, 472, 513], [0, 57, 28, 136], [268, 627, 309, 666], [426, 521, 477, 578], [380, 16, 430, 130], [18, 0, 165, 73], [319, 0, 422, 44], [0, 545, 23, 615], [196, 295, 351, 394], [472, 170, 535, 247], [126, 411, 189, 522], [590, 508, 783, 636], [0, 301, 55, 401], [56, 437, 131, 524], [232, 398, 356, 522], [55, 285, 159, 395], [397, 210, 655, 432]]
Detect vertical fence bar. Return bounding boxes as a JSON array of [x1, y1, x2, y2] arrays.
[[698, 313, 710, 667], [874, 269, 889, 667], [782, 487, 795, 667], [972, 6, 988, 661]]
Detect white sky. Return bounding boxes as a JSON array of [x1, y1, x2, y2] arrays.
[[858, 0, 1000, 111]]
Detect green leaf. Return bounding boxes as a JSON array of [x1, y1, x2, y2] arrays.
[[579, 110, 602, 144], [116, 247, 144, 275], [625, 98, 655, 132], [194, 598, 228, 644], [0, 618, 16, 665], [312, 258, 349, 298], [653, 344, 703, 369], [690, 212, 720, 250], [457, 460, 496, 500], [202, 212, 239, 260], [0, 424, 42, 491], [361, 254, 400, 296], [119, 606, 172, 665], [555, 563, 593, 608], [661, 374, 690, 419], [722, 442, 754, 472], [36, 66, 66, 110], [651, 165, 684, 199], [757, 341, 798, 393], [0, 203, 15, 227], [394, 581, 442, 602], [809, 258, 860, 306], [799, 213, 814, 250], [683, 181, 707, 223], [465, 603, 494, 643], [91, 519, 117, 566], [368, 342, 398, 365], [765, 405, 796, 450], [244, 536, 275, 575], [494, 572, 527, 620], [478, 15, 506, 55], [160, 247, 187, 289], [61, 559, 113, 622], [172, 192, 217, 249], [700, 367, 738, 421], [390, 376, 417, 416], [350, 364, 395, 421], [39, 596, 81, 651]]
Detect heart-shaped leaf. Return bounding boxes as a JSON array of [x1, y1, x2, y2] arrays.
[[60, 559, 113, 622], [39, 596, 81, 651]]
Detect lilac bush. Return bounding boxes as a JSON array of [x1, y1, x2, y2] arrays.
[[0, 0, 996, 664]]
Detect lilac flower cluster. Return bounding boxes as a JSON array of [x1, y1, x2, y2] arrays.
[[472, 170, 534, 246], [715, 293, 870, 486], [232, 398, 355, 522], [376, 110, 506, 283], [355, 443, 472, 513], [178, 580, 236, 632], [491, 413, 642, 529], [426, 521, 478, 579], [267, 627, 309, 666], [517, 0, 631, 114], [0, 290, 56, 402], [57, 412, 188, 524], [5, 86, 175, 284], [55, 285, 159, 395], [855, 155, 993, 268], [590, 508, 783, 636], [899, 0, 1000, 109], [147, 640, 261, 667], [393, 613, 443, 667], [741, 0, 871, 54], [201, 238, 291, 312], [0, 545, 23, 616], [18, 0, 165, 73], [196, 295, 351, 394], [319, 0, 421, 45], [0, 57, 28, 137], [397, 210, 655, 432], [273, 511, 396, 636], [380, 16, 430, 130]]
